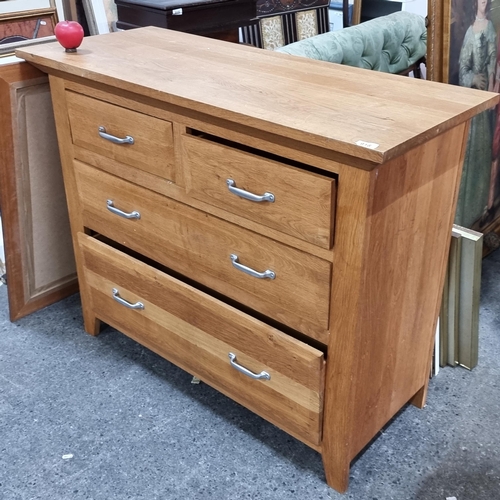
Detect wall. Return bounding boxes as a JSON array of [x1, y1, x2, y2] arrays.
[[402, 0, 427, 17]]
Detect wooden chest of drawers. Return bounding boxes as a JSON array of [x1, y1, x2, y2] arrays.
[[17, 29, 498, 492]]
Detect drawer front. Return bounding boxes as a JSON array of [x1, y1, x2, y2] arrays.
[[66, 91, 175, 180], [75, 161, 331, 343], [78, 233, 325, 447], [182, 134, 336, 249]]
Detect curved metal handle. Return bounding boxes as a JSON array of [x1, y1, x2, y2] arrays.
[[226, 179, 275, 203], [228, 353, 270, 380], [98, 126, 134, 145], [107, 200, 141, 219], [230, 254, 275, 280], [112, 288, 144, 310]]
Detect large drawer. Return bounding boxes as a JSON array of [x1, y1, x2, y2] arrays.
[[182, 133, 336, 249], [66, 91, 175, 180], [74, 161, 332, 343], [78, 233, 325, 447]]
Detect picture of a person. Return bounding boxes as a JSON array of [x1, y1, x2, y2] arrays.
[[486, 37, 500, 226], [456, 0, 497, 228]]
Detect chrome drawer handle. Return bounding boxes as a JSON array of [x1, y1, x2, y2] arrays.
[[226, 179, 275, 203], [228, 353, 270, 380], [112, 288, 144, 310], [107, 200, 141, 219], [230, 254, 276, 280], [98, 126, 134, 145]]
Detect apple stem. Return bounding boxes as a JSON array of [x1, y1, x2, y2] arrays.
[[65, 48, 77, 53]]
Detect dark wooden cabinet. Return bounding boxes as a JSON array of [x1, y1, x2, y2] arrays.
[[115, 0, 330, 48], [115, 0, 256, 42]]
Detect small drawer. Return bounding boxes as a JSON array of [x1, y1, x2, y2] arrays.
[[66, 91, 175, 180], [182, 133, 336, 249], [78, 233, 325, 447], [74, 161, 332, 343]]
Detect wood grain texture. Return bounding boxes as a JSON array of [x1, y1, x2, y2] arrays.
[[182, 133, 336, 248], [74, 160, 332, 343], [16, 27, 499, 164], [17, 29, 496, 493], [48, 75, 100, 335], [66, 90, 176, 180], [79, 233, 325, 447], [0, 62, 78, 321], [63, 77, 378, 174], [322, 163, 373, 492], [60, 82, 336, 259], [73, 143, 335, 261], [322, 123, 469, 491]]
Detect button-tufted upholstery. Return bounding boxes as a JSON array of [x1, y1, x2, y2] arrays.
[[276, 11, 427, 75]]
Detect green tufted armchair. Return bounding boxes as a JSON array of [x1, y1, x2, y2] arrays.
[[276, 11, 427, 77]]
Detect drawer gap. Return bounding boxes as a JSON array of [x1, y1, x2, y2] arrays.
[[186, 128, 338, 180], [89, 231, 328, 355]]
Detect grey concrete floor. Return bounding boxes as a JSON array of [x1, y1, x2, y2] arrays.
[[0, 250, 499, 500]]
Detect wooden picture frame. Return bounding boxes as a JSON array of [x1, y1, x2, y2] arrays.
[[0, 62, 78, 321], [427, 0, 500, 256], [0, 10, 58, 58], [0, 0, 54, 16], [0, 0, 65, 58], [352, 0, 362, 25]]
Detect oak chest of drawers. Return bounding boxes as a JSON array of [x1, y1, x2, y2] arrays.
[[17, 28, 498, 492]]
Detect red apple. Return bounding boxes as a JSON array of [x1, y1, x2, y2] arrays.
[[54, 21, 84, 52]]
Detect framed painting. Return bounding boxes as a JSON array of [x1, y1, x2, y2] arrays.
[[428, 0, 500, 255]]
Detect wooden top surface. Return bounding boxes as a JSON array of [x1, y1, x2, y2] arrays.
[[17, 27, 500, 163]]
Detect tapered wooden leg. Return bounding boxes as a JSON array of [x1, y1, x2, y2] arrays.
[[410, 382, 429, 409], [322, 451, 351, 493], [83, 309, 101, 336], [48, 76, 102, 337], [72, 253, 100, 336]]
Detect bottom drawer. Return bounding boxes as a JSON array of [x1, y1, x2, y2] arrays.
[[78, 233, 325, 448]]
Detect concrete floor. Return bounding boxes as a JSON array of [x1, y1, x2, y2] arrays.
[[0, 250, 499, 500]]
